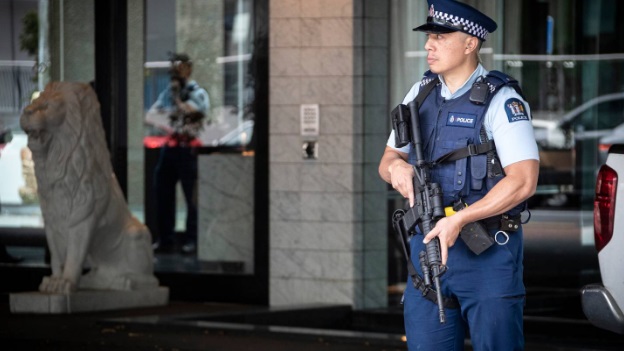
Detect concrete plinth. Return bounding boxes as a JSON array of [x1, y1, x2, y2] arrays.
[[9, 287, 169, 314]]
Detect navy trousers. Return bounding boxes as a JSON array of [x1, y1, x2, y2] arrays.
[[153, 146, 198, 246], [403, 227, 525, 351]]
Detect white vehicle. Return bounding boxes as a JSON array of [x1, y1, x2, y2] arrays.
[[581, 144, 624, 334]]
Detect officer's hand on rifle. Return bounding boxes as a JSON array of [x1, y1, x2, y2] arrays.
[[388, 158, 416, 207], [423, 215, 464, 265]]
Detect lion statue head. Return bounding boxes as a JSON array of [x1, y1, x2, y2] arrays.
[[21, 82, 112, 190]]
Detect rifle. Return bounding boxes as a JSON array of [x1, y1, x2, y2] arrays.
[[391, 99, 452, 324]]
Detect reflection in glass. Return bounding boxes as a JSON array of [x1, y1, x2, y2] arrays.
[[143, 0, 257, 274]]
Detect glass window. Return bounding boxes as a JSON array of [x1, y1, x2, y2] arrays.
[[1, 0, 94, 229], [1, 0, 266, 280], [142, 0, 259, 274]]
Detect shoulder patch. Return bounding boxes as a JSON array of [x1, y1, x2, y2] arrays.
[[504, 98, 529, 123]]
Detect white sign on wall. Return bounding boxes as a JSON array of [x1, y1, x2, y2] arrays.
[[300, 104, 319, 137]]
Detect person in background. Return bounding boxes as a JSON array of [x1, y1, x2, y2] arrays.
[[148, 53, 210, 255]]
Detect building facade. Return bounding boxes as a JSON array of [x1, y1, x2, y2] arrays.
[[1, 0, 623, 309]]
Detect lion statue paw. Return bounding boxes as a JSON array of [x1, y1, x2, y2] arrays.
[[39, 276, 76, 294]]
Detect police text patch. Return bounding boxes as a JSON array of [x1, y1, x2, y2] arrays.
[[504, 98, 529, 123], [447, 112, 477, 128]]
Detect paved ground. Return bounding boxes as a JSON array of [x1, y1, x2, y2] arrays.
[[4, 297, 624, 351], [1, 300, 410, 351]]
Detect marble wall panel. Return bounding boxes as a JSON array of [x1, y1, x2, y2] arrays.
[[270, 77, 301, 105], [270, 220, 357, 250], [300, 192, 362, 222], [315, 134, 357, 163], [270, 191, 302, 221], [299, 48, 323, 76], [271, 249, 359, 279], [322, 48, 355, 76], [269, 163, 301, 192], [270, 163, 357, 192], [300, 77, 355, 105], [270, 135, 306, 163], [271, 0, 301, 18], [320, 18, 354, 47], [300, 48, 355, 76], [268, 0, 389, 309], [273, 134, 351, 164], [198, 155, 254, 273], [319, 105, 358, 135], [270, 48, 302, 76], [300, 163, 354, 192], [301, 0, 361, 18], [300, 19, 323, 47], [269, 105, 300, 135], [270, 18, 301, 47], [269, 277, 357, 306]]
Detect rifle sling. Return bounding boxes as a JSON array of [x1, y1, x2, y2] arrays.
[[434, 140, 496, 164]]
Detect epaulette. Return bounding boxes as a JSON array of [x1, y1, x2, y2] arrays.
[[484, 70, 525, 100]]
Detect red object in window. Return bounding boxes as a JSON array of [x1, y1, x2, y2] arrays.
[[143, 136, 168, 149], [594, 164, 618, 252], [143, 135, 202, 149]]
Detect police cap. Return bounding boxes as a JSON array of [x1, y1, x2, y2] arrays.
[[413, 0, 497, 41], [169, 52, 192, 67]]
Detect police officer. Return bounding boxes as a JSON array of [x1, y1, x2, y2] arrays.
[[149, 53, 210, 254], [379, 0, 539, 350]]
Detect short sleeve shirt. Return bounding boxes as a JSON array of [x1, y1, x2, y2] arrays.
[[151, 80, 210, 115], [387, 65, 539, 168]]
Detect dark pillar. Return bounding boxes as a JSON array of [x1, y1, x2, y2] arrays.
[[94, 0, 128, 196]]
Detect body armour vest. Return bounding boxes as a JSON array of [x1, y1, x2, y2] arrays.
[[408, 71, 525, 216]]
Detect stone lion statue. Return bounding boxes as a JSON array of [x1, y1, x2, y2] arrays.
[[20, 82, 158, 294]]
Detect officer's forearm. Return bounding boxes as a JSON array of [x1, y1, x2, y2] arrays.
[[379, 146, 409, 184], [453, 159, 539, 228]]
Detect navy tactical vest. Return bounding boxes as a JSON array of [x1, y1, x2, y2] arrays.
[[408, 70, 526, 216]]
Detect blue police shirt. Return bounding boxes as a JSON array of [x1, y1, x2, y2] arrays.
[[387, 64, 539, 168], [151, 79, 210, 115]]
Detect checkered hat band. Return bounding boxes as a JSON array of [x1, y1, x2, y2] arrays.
[[435, 11, 489, 40]]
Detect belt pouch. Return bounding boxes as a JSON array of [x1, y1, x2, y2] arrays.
[[460, 221, 494, 255]]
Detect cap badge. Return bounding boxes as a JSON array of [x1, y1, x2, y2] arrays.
[[429, 4, 435, 17]]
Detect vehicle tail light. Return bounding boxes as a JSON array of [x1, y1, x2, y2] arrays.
[[599, 143, 612, 153], [594, 165, 617, 252]]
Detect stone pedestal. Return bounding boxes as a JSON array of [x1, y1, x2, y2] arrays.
[[9, 287, 169, 314]]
